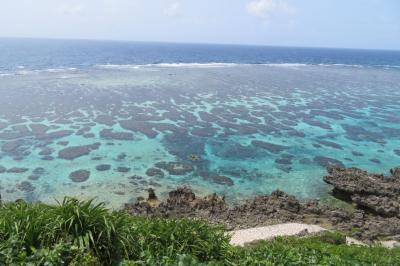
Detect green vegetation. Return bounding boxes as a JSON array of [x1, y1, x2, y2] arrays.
[[1, 198, 399, 265]]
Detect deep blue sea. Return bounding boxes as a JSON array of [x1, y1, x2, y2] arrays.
[[1, 38, 400, 207]]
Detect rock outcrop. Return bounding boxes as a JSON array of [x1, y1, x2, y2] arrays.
[[126, 166, 400, 241], [323, 166, 400, 217]]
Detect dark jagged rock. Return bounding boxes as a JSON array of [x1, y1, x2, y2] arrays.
[[58, 143, 101, 160], [126, 187, 227, 219], [154, 161, 194, 175], [96, 164, 111, 171], [391, 167, 400, 178], [125, 170, 400, 240], [324, 167, 400, 218], [69, 170, 90, 182]]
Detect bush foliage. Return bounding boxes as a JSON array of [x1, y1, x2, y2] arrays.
[[0, 198, 399, 265]]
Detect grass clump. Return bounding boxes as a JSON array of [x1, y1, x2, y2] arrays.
[[232, 231, 400, 265], [0, 198, 230, 265], [1, 198, 400, 265]]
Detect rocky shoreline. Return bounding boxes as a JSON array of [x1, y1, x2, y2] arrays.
[[125, 166, 400, 242]]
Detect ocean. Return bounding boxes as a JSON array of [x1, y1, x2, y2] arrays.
[[1, 38, 400, 207]]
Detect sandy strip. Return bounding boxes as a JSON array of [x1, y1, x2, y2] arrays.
[[230, 223, 326, 246]]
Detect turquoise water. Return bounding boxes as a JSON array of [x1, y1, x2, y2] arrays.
[[0, 62, 400, 207]]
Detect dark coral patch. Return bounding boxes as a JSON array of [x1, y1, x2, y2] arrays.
[[69, 170, 90, 182], [33, 167, 45, 175], [117, 167, 131, 173], [17, 181, 35, 192], [1, 140, 24, 153], [29, 123, 49, 135], [352, 151, 364, 157], [317, 140, 343, 150], [100, 128, 134, 141], [369, 158, 381, 164], [341, 124, 385, 143], [38, 147, 53, 156], [146, 168, 165, 178], [41, 156, 54, 161], [200, 172, 234, 186], [96, 164, 111, 171], [7, 167, 29, 173], [28, 175, 40, 181], [58, 143, 101, 160], [94, 115, 115, 126], [119, 120, 158, 138], [0, 165, 6, 173], [251, 140, 288, 154], [275, 157, 292, 165], [154, 161, 194, 175], [313, 156, 344, 168], [38, 130, 74, 140]]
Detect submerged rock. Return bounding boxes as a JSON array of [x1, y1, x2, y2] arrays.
[[146, 168, 165, 178], [117, 166, 131, 173], [0, 165, 6, 173], [1, 140, 24, 153], [313, 156, 344, 168], [96, 164, 111, 171], [208, 175, 234, 186], [33, 167, 45, 175], [58, 143, 101, 160], [251, 140, 288, 153], [99, 128, 134, 141], [154, 161, 194, 175], [7, 167, 29, 173], [16, 181, 35, 192], [69, 170, 90, 182]]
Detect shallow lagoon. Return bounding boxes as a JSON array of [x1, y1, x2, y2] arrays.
[[0, 64, 400, 207]]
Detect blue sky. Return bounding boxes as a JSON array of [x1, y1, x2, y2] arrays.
[[0, 0, 399, 50]]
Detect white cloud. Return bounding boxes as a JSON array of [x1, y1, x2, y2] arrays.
[[247, 0, 294, 17], [164, 2, 182, 17]]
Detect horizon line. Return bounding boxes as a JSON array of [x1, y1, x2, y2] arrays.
[[1, 36, 399, 52]]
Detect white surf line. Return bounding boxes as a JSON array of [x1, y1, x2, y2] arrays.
[[229, 223, 326, 246]]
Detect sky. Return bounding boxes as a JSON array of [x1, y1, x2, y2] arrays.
[[0, 0, 399, 50]]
